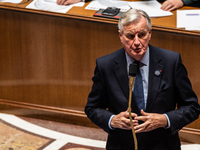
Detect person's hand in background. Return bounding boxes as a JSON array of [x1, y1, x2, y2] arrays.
[[57, 0, 82, 5], [161, 0, 184, 11]]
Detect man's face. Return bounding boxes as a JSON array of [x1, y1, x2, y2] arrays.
[[119, 16, 152, 61]]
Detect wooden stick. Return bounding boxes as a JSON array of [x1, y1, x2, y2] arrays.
[[128, 76, 138, 150]]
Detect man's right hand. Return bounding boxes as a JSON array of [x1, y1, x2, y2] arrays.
[[110, 109, 138, 130]]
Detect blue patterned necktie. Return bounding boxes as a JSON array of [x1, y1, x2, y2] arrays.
[[133, 61, 145, 111]]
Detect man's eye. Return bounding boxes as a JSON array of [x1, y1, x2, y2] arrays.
[[138, 32, 147, 39], [126, 34, 135, 39]]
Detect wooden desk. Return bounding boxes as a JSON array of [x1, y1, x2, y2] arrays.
[[0, 1, 199, 136]]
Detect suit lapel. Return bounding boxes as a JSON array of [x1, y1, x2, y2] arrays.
[[113, 49, 129, 100], [113, 49, 141, 114], [146, 46, 164, 112]]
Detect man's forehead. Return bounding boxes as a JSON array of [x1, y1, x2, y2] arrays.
[[123, 26, 148, 34], [123, 18, 148, 32]]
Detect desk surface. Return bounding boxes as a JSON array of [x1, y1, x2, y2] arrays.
[[0, 0, 200, 36]]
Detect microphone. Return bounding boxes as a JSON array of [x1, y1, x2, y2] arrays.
[[128, 62, 138, 150], [129, 62, 138, 77]]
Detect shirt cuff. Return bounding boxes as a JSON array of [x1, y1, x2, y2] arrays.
[[108, 115, 115, 130], [164, 114, 171, 128]]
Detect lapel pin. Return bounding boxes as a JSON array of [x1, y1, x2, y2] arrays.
[[154, 70, 162, 76]]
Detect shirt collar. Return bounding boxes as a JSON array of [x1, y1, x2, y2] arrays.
[[125, 46, 149, 66]]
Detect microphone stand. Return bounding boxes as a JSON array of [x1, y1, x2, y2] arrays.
[[128, 62, 138, 150]]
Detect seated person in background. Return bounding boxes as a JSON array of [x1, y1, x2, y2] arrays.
[[56, 0, 90, 5], [160, 0, 200, 11]]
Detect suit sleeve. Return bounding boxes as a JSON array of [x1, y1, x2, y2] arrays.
[[84, 59, 114, 133], [182, 0, 199, 5], [166, 54, 200, 134]]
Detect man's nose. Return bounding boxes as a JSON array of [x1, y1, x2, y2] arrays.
[[132, 35, 140, 46]]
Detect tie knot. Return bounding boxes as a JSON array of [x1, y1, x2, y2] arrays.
[[132, 61, 140, 69]]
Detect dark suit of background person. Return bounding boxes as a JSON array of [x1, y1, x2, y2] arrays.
[[85, 9, 200, 150], [182, 0, 200, 6]]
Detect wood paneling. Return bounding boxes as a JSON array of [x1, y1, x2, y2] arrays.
[[180, 127, 200, 144], [0, 9, 121, 109]]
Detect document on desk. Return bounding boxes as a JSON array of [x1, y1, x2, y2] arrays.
[[85, 0, 130, 12], [0, 0, 22, 3], [128, 0, 173, 18], [177, 10, 200, 30], [26, 0, 84, 13], [181, 144, 200, 150]]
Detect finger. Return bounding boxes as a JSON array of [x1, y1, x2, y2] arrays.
[[122, 119, 135, 130], [124, 117, 138, 126], [134, 122, 150, 133], [161, 1, 174, 11], [141, 109, 148, 116], [56, 0, 62, 5], [123, 118, 131, 126], [126, 108, 129, 112], [168, 5, 177, 11], [121, 123, 131, 129], [160, 4, 166, 10], [124, 111, 131, 118], [125, 111, 137, 118], [134, 116, 147, 122], [58, 0, 65, 5], [134, 123, 145, 133], [60, 0, 67, 5], [164, 4, 174, 11], [131, 112, 138, 118], [64, 0, 71, 5], [112, 117, 131, 129], [64, 0, 81, 5], [132, 120, 139, 126], [160, 1, 168, 11]]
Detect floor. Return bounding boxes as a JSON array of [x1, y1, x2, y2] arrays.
[[0, 113, 107, 150], [0, 112, 199, 150]]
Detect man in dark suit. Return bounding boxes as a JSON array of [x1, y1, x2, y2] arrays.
[[84, 9, 200, 150]]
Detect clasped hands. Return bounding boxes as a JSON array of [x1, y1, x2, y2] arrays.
[[110, 109, 168, 133]]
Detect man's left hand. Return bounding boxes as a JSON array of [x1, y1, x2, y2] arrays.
[[134, 110, 168, 133]]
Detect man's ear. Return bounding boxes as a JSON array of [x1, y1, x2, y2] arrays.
[[148, 28, 152, 40], [118, 29, 122, 36], [118, 30, 123, 42], [118, 30, 123, 40]]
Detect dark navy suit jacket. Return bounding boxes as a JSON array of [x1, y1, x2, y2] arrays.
[[85, 45, 200, 150]]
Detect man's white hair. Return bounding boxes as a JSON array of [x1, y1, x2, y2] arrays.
[[118, 8, 152, 33]]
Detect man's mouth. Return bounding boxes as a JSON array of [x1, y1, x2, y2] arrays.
[[134, 48, 142, 53]]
